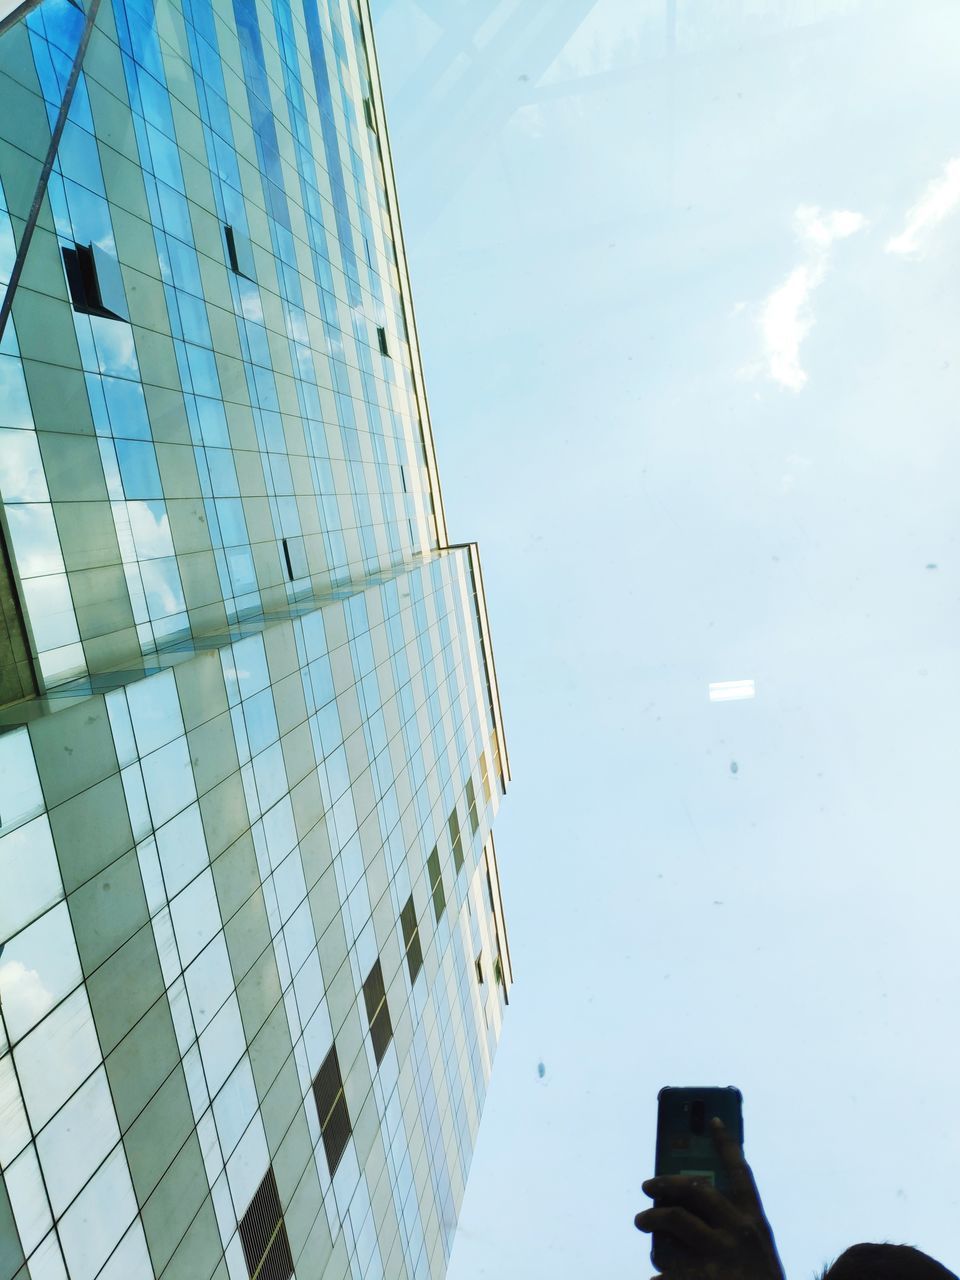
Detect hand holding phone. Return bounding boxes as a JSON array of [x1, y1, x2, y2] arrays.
[[635, 1117, 787, 1280]]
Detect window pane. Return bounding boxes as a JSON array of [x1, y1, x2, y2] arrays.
[[21, 574, 79, 651], [101, 376, 150, 440], [14, 987, 101, 1130], [4, 1144, 52, 1257], [115, 439, 162, 499], [0, 814, 62, 942], [0, 428, 47, 500], [0, 1051, 31, 1167], [58, 1143, 138, 1280], [0, 902, 82, 1043], [36, 1067, 120, 1215], [5, 504, 64, 578]]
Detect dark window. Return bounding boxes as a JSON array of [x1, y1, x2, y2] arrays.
[[475, 953, 484, 985], [238, 1167, 293, 1280], [466, 777, 479, 835], [449, 806, 463, 872], [363, 96, 375, 130], [485, 868, 497, 915], [62, 242, 128, 320], [312, 1045, 351, 1176], [377, 326, 389, 357], [363, 959, 393, 1066], [427, 846, 445, 922], [280, 536, 307, 579], [479, 751, 492, 804], [225, 223, 256, 278], [494, 955, 503, 986], [491, 734, 503, 791], [400, 894, 423, 984]]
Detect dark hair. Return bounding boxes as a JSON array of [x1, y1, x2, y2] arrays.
[[818, 1243, 958, 1280]]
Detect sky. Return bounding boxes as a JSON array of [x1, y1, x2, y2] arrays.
[[368, 2, 960, 1276]]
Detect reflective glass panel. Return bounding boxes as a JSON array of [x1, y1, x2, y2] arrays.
[[212, 1055, 258, 1159], [4, 1143, 53, 1257], [5, 504, 65, 578], [13, 986, 101, 1130], [126, 670, 183, 756], [242, 687, 278, 756], [198, 994, 245, 1097], [0, 1050, 30, 1168], [96, 1219, 154, 1280], [36, 1066, 120, 1215], [105, 689, 137, 768], [141, 735, 195, 827], [101, 375, 151, 440], [184, 933, 234, 1034], [0, 729, 45, 836], [252, 741, 287, 812], [136, 836, 165, 916], [0, 354, 33, 429], [140, 555, 186, 618], [0, 428, 47, 501], [115, 438, 163, 499], [261, 797, 297, 870], [57, 1143, 138, 1280], [127, 499, 175, 559], [20, 574, 80, 651], [0, 902, 82, 1044], [224, 1110, 268, 1215], [121, 763, 152, 841], [24, 1228, 68, 1280], [169, 867, 220, 967], [224, 635, 269, 701], [155, 802, 208, 899], [0, 815, 63, 943]]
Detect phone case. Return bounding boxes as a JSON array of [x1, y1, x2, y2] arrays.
[[651, 1085, 744, 1273]]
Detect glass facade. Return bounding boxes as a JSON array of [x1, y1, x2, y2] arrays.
[[0, 3, 511, 1279]]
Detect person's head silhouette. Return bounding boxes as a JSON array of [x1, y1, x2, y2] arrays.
[[819, 1242, 958, 1280]]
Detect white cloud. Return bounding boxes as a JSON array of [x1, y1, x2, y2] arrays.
[[795, 204, 867, 248], [127, 501, 174, 560], [760, 262, 821, 392], [748, 204, 866, 392], [886, 157, 960, 257], [0, 960, 55, 1031]]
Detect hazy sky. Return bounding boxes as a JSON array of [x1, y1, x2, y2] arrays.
[[369, 3, 960, 1276]]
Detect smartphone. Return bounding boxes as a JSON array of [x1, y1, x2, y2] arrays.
[[650, 1085, 744, 1274]]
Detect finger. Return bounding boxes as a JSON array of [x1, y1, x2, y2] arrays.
[[633, 1206, 719, 1255], [709, 1118, 767, 1218], [640, 1177, 741, 1230]]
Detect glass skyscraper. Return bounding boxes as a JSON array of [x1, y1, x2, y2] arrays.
[[0, 3, 511, 1278]]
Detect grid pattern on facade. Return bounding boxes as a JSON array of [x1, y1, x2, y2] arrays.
[[0, 0, 441, 695], [0, 544, 507, 1280], [0, 0, 511, 1276]]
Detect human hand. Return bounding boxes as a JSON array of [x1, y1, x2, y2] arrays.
[[634, 1117, 787, 1280]]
